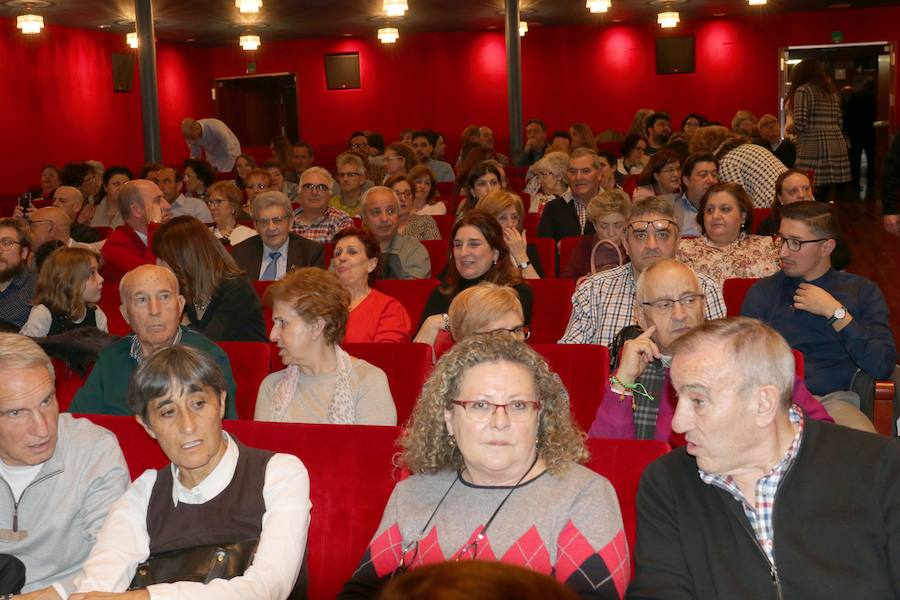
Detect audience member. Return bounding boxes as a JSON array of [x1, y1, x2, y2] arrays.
[[412, 131, 455, 183], [182, 157, 216, 201], [676, 182, 780, 288], [537, 148, 603, 241], [616, 134, 649, 181], [50, 185, 102, 243], [731, 109, 757, 137], [400, 128, 415, 147], [263, 158, 299, 201], [387, 175, 440, 241], [741, 201, 895, 430], [628, 108, 655, 137], [0, 334, 128, 597], [181, 116, 242, 172], [361, 186, 431, 279], [349, 131, 385, 184], [477, 126, 510, 165], [632, 149, 682, 202], [292, 142, 315, 176], [675, 153, 719, 236], [548, 130, 572, 153], [754, 113, 796, 168], [569, 122, 598, 152], [560, 196, 725, 347], [232, 152, 257, 189], [475, 190, 543, 279], [270, 133, 294, 171], [447, 282, 528, 342], [679, 113, 705, 138], [333, 227, 412, 343], [20, 247, 108, 337], [243, 168, 272, 210], [628, 317, 900, 600], [292, 167, 352, 244], [590, 261, 829, 442], [416, 211, 532, 345], [160, 165, 213, 223], [90, 166, 132, 228], [256, 267, 396, 424], [430, 130, 447, 162], [526, 151, 571, 215], [153, 216, 266, 342], [408, 164, 447, 216], [26, 206, 103, 258], [206, 180, 258, 246], [61, 162, 101, 209], [514, 118, 548, 167], [333, 152, 371, 217], [644, 112, 672, 155], [0, 218, 37, 329], [40, 164, 62, 198], [457, 160, 503, 216], [100, 179, 169, 284], [382, 142, 417, 182], [71, 345, 310, 599], [339, 333, 626, 600], [232, 190, 325, 281], [561, 189, 631, 282]]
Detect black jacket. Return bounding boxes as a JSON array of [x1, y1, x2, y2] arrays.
[[628, 418, 900, 599], [537, 195, 595, 242], [230, 233, 325, 281]]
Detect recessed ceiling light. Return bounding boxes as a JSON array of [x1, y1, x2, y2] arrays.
[[186, 38, 196, 42], [98, 24, 109, 29], [713, 12, 726, 16]]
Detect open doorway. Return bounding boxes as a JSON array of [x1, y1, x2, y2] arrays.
[[778, 42, 895, 200], [214, 73, 298, 148]]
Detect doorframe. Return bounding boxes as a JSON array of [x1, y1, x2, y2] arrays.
[[211, 72, 299, 140]]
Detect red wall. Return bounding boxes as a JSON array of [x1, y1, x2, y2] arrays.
[[1, 6, 896, 194]]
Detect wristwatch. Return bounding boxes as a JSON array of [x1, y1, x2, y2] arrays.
[[517, 259, 531, 270], [827, 306, 847, 325]]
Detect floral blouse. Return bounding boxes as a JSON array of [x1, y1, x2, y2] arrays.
[[676, 233, 780, 290]]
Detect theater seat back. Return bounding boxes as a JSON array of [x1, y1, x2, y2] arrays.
[[722, 278, 759, 316], [217, 341, 271, 419], [532, 344, 609, 432], [527, 279, 575, 343], [420, 239, 448, 277], [372, 278, 439, 326]]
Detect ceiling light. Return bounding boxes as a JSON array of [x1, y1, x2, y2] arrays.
[[378, 27, 399, 43], [235, 0, 262, 13], [240, 34, 260, 50], [587, 0, 611, 13], [383, 0, 407, 17], [17, 14, 44, 34], [519, 21, 528, 37], [126, 32, 138, 48], [657, 11, 679, 28], [786, 58, 801, 65], [748, 0, 767, 4]]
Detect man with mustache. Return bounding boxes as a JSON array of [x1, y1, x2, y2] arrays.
[[560, 197, 725, 347]]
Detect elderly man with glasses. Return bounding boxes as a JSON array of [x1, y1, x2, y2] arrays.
[[331, 152, 372, 217], [291, 167, 352, 244], [231, 191, 324, 281], [741, 201, 895, 431], [560, 196, 725, 347]]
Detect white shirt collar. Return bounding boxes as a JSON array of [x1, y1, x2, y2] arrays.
[[170, 431, 237, 507]]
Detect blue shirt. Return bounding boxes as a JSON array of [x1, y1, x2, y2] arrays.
[[741, 269, 895, 395], [0, 269, 37, 328], [676, 193, 701, 237]]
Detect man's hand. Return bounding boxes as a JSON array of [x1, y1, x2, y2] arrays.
[[884, 214, 900, 236], [13, 586, 62, 600], [11, 205, 35, 221], [793, 283, 841, 318], [69, 591, 149, 600], [614, 326, 659, 385]]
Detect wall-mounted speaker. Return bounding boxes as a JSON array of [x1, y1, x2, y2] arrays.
[[324, 53, 361, 90], [656, 36, 695, 75], [111, 53, 135, 92]]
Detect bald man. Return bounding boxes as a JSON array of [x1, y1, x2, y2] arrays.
[[181, 117, 242, 172], [51, 186, 102, 244], [360, 186, 430, 279], [69, 264, 236, 418], [100, 180, 170, 285], [26, 207, 104, 262]]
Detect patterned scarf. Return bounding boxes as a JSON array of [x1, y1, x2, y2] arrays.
[[269, 344, 356, 424], [632, 357, 669, 440]]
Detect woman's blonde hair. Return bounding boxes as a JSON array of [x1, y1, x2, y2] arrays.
[[33, 247, 99, 319], [474, 190, 525, 232], [398, 333, 588, 476], [264, 268, 350, 345], [448, 283, 523, 341], [586, 189, 631, 224], [569, 123, 597, 152]]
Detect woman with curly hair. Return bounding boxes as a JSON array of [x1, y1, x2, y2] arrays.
[[339, 333, 627, 599]]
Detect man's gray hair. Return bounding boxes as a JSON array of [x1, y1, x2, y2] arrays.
[[569, 147, 602, 170], [251, 190, 292, 221], [361, 186, 399, 216], [117, 181, 146, 220], [299, 166, 334, 188], [628, 195, 677, 222], [0, 333, 54, 381], [336, 152, 365, 173]]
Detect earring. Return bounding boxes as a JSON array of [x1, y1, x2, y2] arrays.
[[448, 435, 455, 447]]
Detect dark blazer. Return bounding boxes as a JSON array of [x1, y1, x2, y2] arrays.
[[537, 195, 596, 242], [230, 233, 325, 280], [185, 276, 267, 342]]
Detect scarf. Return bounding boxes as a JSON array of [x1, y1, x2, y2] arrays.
[[269, 344, 356, 423], [632, 356, 671, 440]]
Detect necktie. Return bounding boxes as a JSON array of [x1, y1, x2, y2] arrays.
[[261, 251, 281, 281]]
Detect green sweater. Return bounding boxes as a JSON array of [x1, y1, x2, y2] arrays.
[[69, 328, 237, 418]]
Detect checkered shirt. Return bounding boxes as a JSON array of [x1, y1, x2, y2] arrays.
[[291, 206, 353, 244], [700, 405, 804, 566], [559, 264, 726, 347], [719, 143, 787, 209]]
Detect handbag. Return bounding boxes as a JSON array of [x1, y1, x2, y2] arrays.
[[128, 538, 259, 589]]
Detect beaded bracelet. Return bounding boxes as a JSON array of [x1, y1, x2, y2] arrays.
[[609, 374, 655, 410]]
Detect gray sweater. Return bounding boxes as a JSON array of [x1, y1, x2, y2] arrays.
[[0, 414, 129, 594]]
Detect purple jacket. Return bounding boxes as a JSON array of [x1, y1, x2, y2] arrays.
[[588, 372, 833, 443]]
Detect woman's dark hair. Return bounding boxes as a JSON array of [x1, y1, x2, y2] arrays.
[[459, 161, 503, 215], [455, 146, 500, 191], [233, 153, 258, 188], [440, 209, 520, 296], [680, 113, 707, 131], [619, 133, 647, 158], [637, 149, 682, 188], [366, 132, 385, 153], [696, 181, 755, 236], [151, 215, 245, 305], [95, 166, 134, 203], [385, 142, 416, 173], [332, 226, 382, 286], [60, 162, 93, 188], [270, 135, 293, 166], [128, 345, 227, 421], [787, 58, 836, 109], [407, 165, 439, 204], [183, 158, 216, 188], [33, 239, 67, 271]]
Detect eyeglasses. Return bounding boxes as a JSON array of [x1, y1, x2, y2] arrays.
[[483, 325, 530, 340], [207, 198, 226, 207], [773, 233, 830, 252], [385, 155, 405, 162], [247, 183, 268, 191], [641, 293, 705, 312], [393, 189, 413, 199], [301, 183, 330, 193], [0, 238, 22, 249], [450, 400, 541, 422], [628, 219, 678, 234], [659, 166, 681, 175], [337, 172, 362, 179], [350, 142, 369, 150], [255, 216, 290, 227]]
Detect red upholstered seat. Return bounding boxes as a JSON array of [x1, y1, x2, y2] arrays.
[[53, 358, 89, 412], [99, 287, 131, 336], [372, 278, 439, 326], [722, 277, 760, 316], [622, 175, 639, 197], [269, 342, 433, 426], [420, 239, 448, 277], [527, 278, 575, 343], [558, 236, 583, 276], [93, 226, 113, 239], [435, 181, 455, 197], [531, 344, 609, 432], [530, 236, 556, 278], [524, 212, 540, 239], [431, 214, 453, 240], [80, 415, 400, 600], [217, 341, 271, 419], [751, 208, 772, 234]]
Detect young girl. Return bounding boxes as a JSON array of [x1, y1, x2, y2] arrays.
[[20, 247, 108, 337]]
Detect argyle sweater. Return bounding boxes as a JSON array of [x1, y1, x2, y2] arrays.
[[339, 464, 628, 599]]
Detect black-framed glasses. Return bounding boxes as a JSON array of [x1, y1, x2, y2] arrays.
[[350, 142, 369, 150], [255, 216, 290, 227], [641, 293, 704, 312], [629, 219, 678, 233], [301, 183, 329, 193], [485, 324, 530, 340], [393, 189, 413, 199], [450, 400, 541, 422], [773, 233, 830, 252]]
